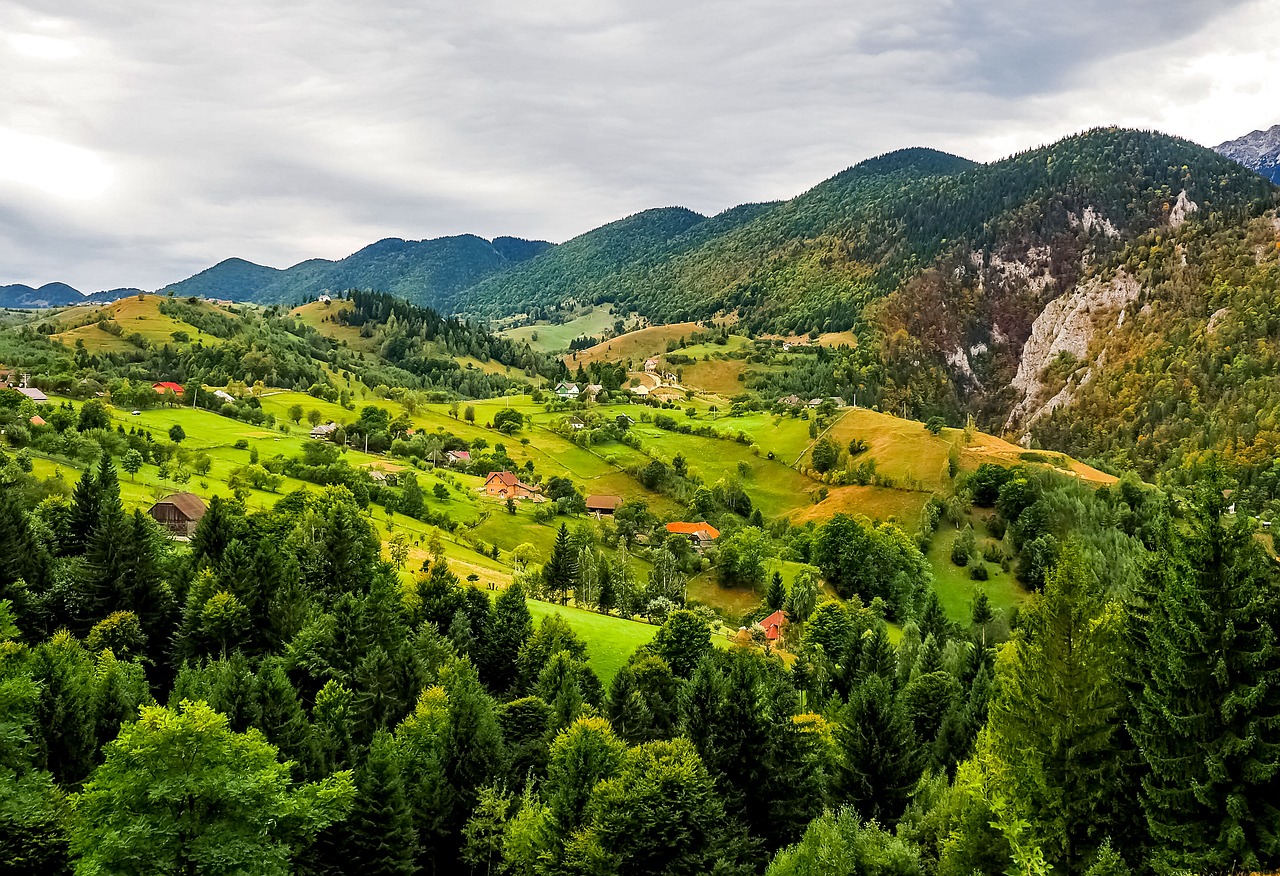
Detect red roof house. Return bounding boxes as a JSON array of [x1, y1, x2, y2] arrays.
[[153, 381, 184, 395], [758, 609, 788, 642]]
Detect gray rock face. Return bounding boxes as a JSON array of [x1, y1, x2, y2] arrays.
[[1215, 124, 1280, 185]]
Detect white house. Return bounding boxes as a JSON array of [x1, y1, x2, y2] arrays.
[[554, 381, 580, 399]]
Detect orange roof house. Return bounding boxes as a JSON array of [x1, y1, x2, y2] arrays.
[[665, 521, 720, 544], [153, 381, 184, 395], [484, 471, 542, 501]]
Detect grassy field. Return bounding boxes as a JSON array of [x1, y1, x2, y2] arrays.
[[925, 521, 1027, 623], [569, 322, 709, 368], [50, 295, 228, 353], [526, 600, 659, 682], [500, 306, 619, 352]]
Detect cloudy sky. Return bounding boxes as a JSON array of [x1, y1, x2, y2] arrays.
[[3, 0, 1279, 292]]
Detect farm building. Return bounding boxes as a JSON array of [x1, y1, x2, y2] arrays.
[[644, 357, 659, 372], [445, 450, 471, 466], [778, 394, 802, 407], [665, 521, 720, 546], [567, 415, 586, 430], [758, 609, 788, 642], [631, 384, 650, 397], [148, 492, 207, 537], [310, 422, 339, 439], [585, 383, 603, 400], [213, 389, 236, 403], [16, 386, 47, 402], [586, 495, 624, 516], [554, 381, 580, 400], [153, 381, 184, 395], [484, 471, 542, 501]]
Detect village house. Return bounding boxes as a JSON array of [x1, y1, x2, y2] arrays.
[[148, 492, 207, 537], [29, 415, 46, 427], [445, 449, 471, 467], [585, 383, 603, 400], [153, 381, 184, 396], [566, 415, 586, 430], [758, 609, 788, 642], [310, 422, 339, 439], [778, 394, 802, 407], [484, 470, 542, 501], [586, 494, 624, 516], [318, 294, 333, 304], [644, 357, 660, 373], [665, 521, 720, 548], [631, 384, 650, 397], [213, 389, 236, 403], [554, 381, 580, 400], [15, 386, 47, 402]]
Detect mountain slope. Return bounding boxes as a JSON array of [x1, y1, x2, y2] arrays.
[[161, 234, 552, 308], [1216, 124, 1280, 184]]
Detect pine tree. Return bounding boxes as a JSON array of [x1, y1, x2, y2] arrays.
[[832, 674, 919, 825], [1134, 488, 1280, 873], [67, 464, 102, 556], [543, 524, 576, 605], [481, 581, 532, 695], [766, 571, 786, 611], [0, 487, 50, 619], [985, 543, 1129, 875], [257, 658, 318, 781], [347, 731, 418, 876]]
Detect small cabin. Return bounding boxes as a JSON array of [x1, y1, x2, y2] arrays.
[[586, 495, 624, 516], [148, 492, 207, 537]]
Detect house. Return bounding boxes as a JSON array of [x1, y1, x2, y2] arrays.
[[758, 609, 788, 642], [829, 397, 847, 408], [631, 384, 650, 397], [806, 398, 823, 408], [310, 422, 339, 439], [586, 495, 624, 516], [644, 357, 659, 373], [148, 492, 207, 537], [153, 381, 184, 395], [484, 471, 542, 500], [554, 381, 580, 399], [15, 386, 47, 402], [213, 389, 236, 403], [318, 294, 332, 304], [778, 394, 802, 407], [665, 521, 720, 547], [585, 383, 603, 400], [29, 415, 46, 426], [567, 415, 586, 431], [445, 450, 471, 466]]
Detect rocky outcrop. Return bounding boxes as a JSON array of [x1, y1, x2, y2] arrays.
[[1004, 270, 1141, 430], [1169, 190, 1199, 229]]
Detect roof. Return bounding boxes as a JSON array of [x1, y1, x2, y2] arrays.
[[759, 609, 788, 641], [486, 470, 539, 492], [213, 389, 236, 401], [29, 415, 45, 426], [153, 381, 184, 394], [16, 387, 47, 402], [446, 450, 471, 461], [311, 422, 339, 435], [150, 492, 207, 519], [585, 384, 603, 393], [555, 381, 580, 392], [586, 494, 624, 511], [665, 521, 720, 539]]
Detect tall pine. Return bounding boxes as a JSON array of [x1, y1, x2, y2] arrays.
[[1134, 486, 1280, 873]]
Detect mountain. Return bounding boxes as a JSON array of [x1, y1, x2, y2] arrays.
[[1215, 123, 1280, 184], [0, 283, 138, 309], [160, 234, 552, 307], [463, 205, 780, 318]]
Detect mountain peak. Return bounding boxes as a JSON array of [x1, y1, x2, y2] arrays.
[[1214, 123, 1280, 184]]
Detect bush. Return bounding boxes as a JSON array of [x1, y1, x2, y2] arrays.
[[969, 563, 989, 581]]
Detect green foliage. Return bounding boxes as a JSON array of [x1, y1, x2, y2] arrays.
[[70, 700, 353, 875], [767, 808, 922, 876], [650, 609, 711, 678]]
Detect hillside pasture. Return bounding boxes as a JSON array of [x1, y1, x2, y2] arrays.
[[567, 321, 708, 368], [500, 305, 618, 352]]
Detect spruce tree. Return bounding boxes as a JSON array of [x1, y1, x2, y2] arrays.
[[832, 674, 919, 825], [766, 571, 786, 611], [543, 524, 576, 605], [1134, 488, 1280, 873], [481, 581, 532, 695], [67, 463, 102, 556], [347, 731, 418, 876]]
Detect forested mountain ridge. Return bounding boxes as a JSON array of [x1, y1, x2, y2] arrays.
[[160, 234, 552, 308]]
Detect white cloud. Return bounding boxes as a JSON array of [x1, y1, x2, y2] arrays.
[[0, 0, 1275, 292]]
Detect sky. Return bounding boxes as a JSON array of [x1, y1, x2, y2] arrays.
[[2, 0, 1279, 292]]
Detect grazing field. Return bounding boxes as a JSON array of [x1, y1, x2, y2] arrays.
[[791, 483, 932, 529], [525, 600, 659, 682], [50, 295, 227, 353], [567, 322, 709, 368], [289, 300, 377, 352], [500, 306, 618, 352], [926, 522, 1027, 623]]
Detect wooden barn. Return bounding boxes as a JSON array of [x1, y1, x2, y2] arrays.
[[148, 492, 207, 537]]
